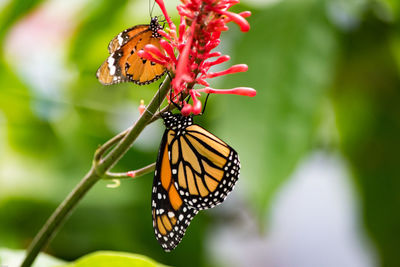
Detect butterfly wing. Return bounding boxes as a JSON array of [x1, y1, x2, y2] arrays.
[[97, 28, 166, 85], [152, 131, 198, 252], [108, 25, 149, 54], [168, 125, 240, 210], [124, 31, 166, 84]]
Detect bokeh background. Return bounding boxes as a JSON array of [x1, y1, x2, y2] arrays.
[[1, 0, 399, 266]]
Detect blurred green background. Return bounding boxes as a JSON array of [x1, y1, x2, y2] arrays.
[[0, 0, 399, 266]]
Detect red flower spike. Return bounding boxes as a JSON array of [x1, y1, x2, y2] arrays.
[[143, 44, 171, 63], [179, 17, 186, 42], [190, 90, 202, 115], [160, 39, 177, 65], [137, 50, 168, 67], [217, 9, 250, 32], [239, 11, 252, 18], [196, 77, 210, 87], [155, 0, 176, 31], [197, 87, 257, 97], [181, 104, 193, 116], [206, 64, 248, 79], [173, 20, 196, 90], [177, 5, 195, 19], [158, 30, 172, 41], [203, 55, 230, 68], [153, 0, 256, 116], [211, 31, 222, 41], [205, 52, 222, 58], [204, 39, 220, 51]]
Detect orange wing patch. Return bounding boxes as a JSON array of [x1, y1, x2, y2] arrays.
[[170, 124, 240, 210], [108, 25, 149, 53], [160, 144, 172, 190], [152, 131, 198, 252]]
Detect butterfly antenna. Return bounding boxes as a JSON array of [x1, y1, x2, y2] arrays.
[[169, 90, 182, 111], [169, 88, 182, 111], [150, 0, 156, 18], [148, 0, 151, 18], [172, 100, 182, 111], [158, 14, 166, 23], [201, 93, 211, 115], [180, 91, 184, 107], [163, 72, 181, 112]]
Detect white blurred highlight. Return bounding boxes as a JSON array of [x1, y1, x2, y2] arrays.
[[208, 152, 377, 267]]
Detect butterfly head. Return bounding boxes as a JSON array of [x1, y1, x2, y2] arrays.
[[150, 17, 163, 38], [162, 112, 193, 133]]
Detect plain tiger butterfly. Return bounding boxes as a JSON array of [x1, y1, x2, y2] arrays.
[[96, 17, 166, 85]]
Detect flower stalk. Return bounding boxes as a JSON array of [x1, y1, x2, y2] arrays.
[[143, 0, 255, 116]]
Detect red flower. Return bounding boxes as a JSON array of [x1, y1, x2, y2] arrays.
[[139, 0, 256, 115]]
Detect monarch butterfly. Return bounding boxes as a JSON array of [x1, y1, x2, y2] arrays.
[[96, 17, 166, 85], [152, 112, 240, 251]]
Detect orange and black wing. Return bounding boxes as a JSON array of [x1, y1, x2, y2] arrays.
[[152, 130, 198, 251], [107, 24, 149, 54], [97, 27, 166, 85], [123, 30, 166, 85], [168, 125, 240, 210]]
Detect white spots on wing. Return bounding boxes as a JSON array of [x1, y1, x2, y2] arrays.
[[108, 55, 116, 75], [117, 34, 124, 46]]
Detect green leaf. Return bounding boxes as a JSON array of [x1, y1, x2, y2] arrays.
[[0, 248, 66, 267], [215, 0, 338, 220], [60, 251, 168, 267]]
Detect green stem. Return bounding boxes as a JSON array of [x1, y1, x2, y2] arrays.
[[103, 162, 156, 180], [20, 76, 171, 267], [20, 169, 99, 267]]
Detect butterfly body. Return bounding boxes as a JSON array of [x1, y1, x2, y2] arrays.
[[152, 112, 240, 251], [97, 17, 166, 85]]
